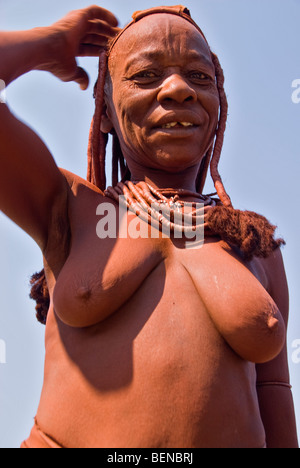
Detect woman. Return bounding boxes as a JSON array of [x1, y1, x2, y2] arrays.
[[0, 4, 298, 448]]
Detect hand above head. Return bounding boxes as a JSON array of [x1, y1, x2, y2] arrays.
[[36, 5, 120, 90]]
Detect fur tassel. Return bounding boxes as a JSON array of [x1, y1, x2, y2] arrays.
[[206, 206, 285, 260]]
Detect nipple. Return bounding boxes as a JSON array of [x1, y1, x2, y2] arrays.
[[76, 286, 92, 301]]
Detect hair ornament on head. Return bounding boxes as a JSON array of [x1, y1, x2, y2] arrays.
[[87, 5, 232, 208], [107, 5, 209, 55]]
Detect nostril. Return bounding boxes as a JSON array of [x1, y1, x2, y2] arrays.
[[159, 92, 196, 105], [161, 95, 195, 104], [157, 74, 197, 104]]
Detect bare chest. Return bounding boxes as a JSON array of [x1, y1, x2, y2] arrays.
[[51, 192, 268, 328]]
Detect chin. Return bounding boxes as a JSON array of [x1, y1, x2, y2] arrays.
[[153, 149, 203, 170]]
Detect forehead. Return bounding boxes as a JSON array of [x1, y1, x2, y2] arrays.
[[109, 14, 213, 71]]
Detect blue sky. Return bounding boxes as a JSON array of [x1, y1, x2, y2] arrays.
[[0, 0, 300, 447]]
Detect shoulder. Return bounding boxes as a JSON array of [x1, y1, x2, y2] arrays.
[[43, 169, 106, 271], [59, 168, 104, 196]]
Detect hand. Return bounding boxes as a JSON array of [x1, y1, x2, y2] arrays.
[[37, 5, 120, 90]]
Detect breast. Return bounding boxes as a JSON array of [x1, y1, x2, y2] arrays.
[[53, 224, 168, 327], [183, 241, 286, 364]]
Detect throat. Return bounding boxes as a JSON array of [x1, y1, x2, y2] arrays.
[[129, 170, 199, 193], [126, 157, 201, 193]]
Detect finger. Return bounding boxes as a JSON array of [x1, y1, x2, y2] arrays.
[[82, 34, 110, 47], [88, 20, 121, 38], [78, 44, 105, 57], [71, 66, 90, 90], [83, 5, 119, 27]]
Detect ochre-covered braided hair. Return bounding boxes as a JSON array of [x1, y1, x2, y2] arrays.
[[30, 5, 284, 324]]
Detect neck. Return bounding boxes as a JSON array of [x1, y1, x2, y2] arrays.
[[128, 164, 200, 193]]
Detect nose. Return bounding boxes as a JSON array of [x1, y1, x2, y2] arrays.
[[157, 74, 197, 105]]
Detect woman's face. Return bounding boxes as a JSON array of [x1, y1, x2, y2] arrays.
[[103, 14, 219, 174]]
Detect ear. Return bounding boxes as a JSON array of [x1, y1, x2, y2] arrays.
[[100, 103, 114, 134]]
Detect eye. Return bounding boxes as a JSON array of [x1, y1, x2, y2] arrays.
[[129, 70, 162, 84], [135, 71, 157, 79], [188, 71, 210, 82]]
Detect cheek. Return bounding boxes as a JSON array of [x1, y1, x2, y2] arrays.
[[112, 90, 153, 143], [107, 94, 147, 157], [201, 88, 220, 128], [119, 88, 151, 124], [111, 89, 136, 128]]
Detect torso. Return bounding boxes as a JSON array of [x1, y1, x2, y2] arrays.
[[35, 171, 273, 448]]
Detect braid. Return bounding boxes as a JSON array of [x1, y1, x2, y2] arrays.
[[112, 133, 132, 185], [88, 49, 132, 190], [196, 144, 213, 194], [194, 52, 230, 205], [209, 53, 232, 207], [112, 135, 119, 187], [87, 50, 108, 190]]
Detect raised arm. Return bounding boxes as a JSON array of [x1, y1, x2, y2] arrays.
[[0, 5, 118, 250]]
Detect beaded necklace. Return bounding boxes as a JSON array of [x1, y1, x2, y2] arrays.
[[104, 181, 217, 237]]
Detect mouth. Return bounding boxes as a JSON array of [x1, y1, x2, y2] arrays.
[[151, 121, 199, 138], [160, 121, 195, 129], [151, 113, 202, 133]]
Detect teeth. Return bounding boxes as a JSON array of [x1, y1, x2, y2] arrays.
[[180, 122, 193, 127], [162, 122, 178, 129], [161, 122, 194, 129]]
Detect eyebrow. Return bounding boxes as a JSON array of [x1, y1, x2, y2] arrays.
[[124, 49, 215, 74]]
